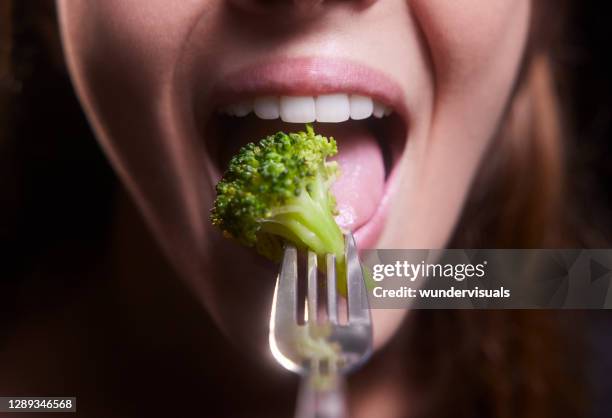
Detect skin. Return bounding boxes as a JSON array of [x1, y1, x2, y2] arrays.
[[55, 0, 530, 415]]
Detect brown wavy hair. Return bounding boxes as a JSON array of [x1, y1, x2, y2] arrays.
[[421, 2, 586, 418], [0, 2, 588, 418]]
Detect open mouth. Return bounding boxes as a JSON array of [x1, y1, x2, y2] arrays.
[[201, 59, 409, 247]]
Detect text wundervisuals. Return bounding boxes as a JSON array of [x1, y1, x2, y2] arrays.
[[372, 286, 511, 299]]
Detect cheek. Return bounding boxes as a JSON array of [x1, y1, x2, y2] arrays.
[[381, 0, 530, 248], [411, 0, 531, 88], [409, 0, 530, 159], [57, 0, 222, 290], [58, 0, 210, 88]]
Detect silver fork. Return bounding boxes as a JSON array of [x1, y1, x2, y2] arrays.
[[269, 233, 373, 418]]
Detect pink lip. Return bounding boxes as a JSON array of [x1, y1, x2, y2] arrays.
[[204, 57, 409, 250]]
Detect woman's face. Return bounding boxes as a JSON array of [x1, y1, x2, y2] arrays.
[[57, 0, 530, 355]]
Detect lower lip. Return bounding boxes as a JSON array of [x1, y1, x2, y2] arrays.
[[353, 165, 400, 250]]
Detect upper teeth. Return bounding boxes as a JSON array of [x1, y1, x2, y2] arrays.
[[219, 94, 392, 123]]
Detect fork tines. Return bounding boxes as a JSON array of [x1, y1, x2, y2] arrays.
[[278, 233, 370, 327]]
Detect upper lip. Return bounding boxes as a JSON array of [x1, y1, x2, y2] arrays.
[[204, 56, 409, 123]]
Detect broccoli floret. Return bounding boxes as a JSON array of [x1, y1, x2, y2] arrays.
[[211, 124, 345, 282]]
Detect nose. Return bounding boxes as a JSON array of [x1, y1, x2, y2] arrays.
[[228, 0, 375, 18]]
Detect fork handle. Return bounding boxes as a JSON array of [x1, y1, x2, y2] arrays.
[[295, 373, 348, 418]]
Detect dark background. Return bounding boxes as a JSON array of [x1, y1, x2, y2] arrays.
[[0, 2, 611, 417], [562, 2, 612, 239]]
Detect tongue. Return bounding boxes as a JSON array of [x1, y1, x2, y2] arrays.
[[219, 118, 385, 232], [316, 123, 385, 231]]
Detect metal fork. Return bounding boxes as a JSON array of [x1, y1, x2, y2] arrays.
[[269, 233, 373, 418]]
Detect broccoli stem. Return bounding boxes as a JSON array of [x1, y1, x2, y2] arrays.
[[259, 174, 346, 284], [261, 193, 343, 257]]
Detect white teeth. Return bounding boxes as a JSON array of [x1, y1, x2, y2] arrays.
[[372, 101, 385, 118], [253, 96, 280, 120], [229, 101, 252, 117], [280, 96, 316, 123], [220, 94, 392, 122], [349, 95, 373, 120], [315, 94, 350, 123]]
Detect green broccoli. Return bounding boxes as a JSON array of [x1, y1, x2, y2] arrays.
[[211, 124, 345, 285]]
